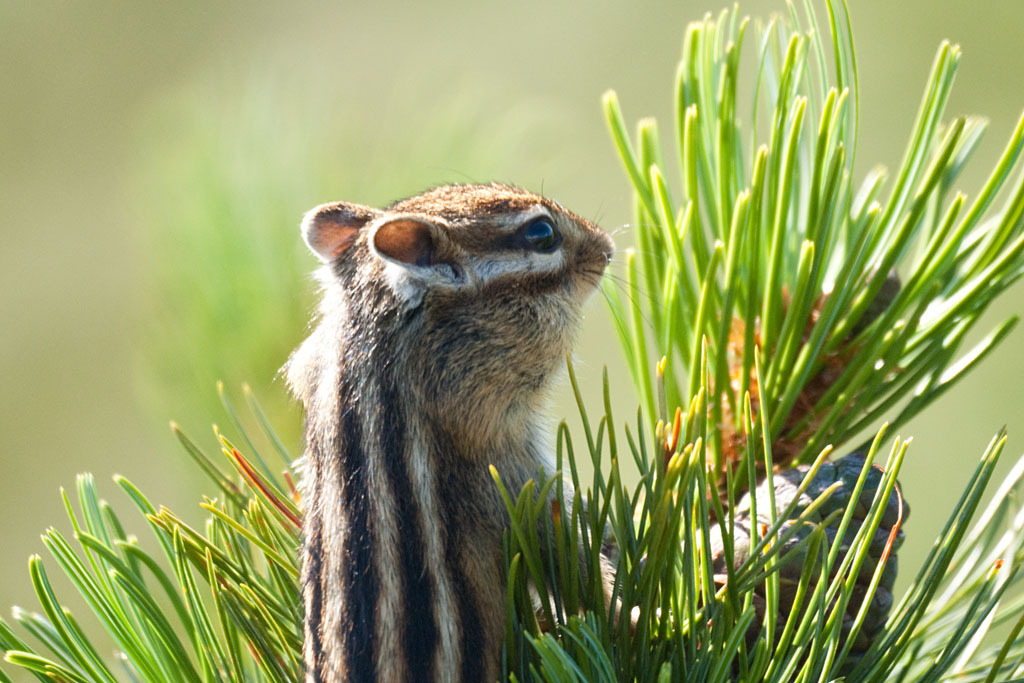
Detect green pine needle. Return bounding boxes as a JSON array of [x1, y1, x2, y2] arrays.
[[2, 1, 1024, 682]]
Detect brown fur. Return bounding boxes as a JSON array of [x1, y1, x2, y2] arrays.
[[286, 183, 613, 682]]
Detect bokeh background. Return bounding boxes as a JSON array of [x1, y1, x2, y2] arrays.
[[3, 0, 1024, 669]]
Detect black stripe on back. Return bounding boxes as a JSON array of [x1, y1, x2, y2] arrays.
[[378, 377, 439, 676], [434, 431, 486, 682], [338, 393, 378, 683], [449, 527, 485, 682], [304, 507, 325, 682]]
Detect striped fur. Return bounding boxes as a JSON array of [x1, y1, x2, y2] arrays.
[[287, 184, 613, 682]]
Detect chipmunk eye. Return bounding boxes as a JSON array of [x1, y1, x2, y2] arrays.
[[521, 218, 561, 252]]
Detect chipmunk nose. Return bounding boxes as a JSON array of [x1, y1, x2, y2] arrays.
[[600, 231, 616, 264]]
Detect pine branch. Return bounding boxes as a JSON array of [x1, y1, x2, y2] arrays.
[[1, 2, 1024, 682]]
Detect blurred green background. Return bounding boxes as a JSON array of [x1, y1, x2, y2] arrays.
[[3, 0, 1024, 661]]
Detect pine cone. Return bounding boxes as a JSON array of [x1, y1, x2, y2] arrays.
[[709, 451, 909, 656]]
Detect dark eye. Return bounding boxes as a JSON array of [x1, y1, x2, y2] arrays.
[[521, 219, 561, 252]]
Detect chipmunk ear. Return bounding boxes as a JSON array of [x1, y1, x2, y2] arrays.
[[370, 217, 439, 268], [301, 202, 381, 262]]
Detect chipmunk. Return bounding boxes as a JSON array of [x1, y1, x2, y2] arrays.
[[285, 183, 615, 682]]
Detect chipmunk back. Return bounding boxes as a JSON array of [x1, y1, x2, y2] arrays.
[[285, 183, 613, 682]]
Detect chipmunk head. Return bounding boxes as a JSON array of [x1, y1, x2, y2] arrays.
[[302, 183, 612, 306], [294, 183, 614, 448]]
